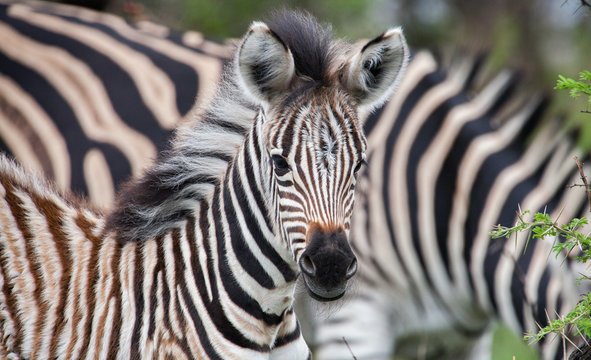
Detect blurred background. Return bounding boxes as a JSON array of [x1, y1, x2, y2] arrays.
[[74, 0, 591, 147]]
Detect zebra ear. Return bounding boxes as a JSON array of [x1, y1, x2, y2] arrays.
[[237, 22, 295, 104], [343, 27, 409, 111]]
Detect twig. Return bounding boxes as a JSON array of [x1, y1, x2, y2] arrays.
[[342, 337, 358, 360], [573, 156, 591, 212], [567, 184, 591, 189]]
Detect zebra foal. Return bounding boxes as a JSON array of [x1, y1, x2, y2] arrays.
[[0, 11, 408, 359]]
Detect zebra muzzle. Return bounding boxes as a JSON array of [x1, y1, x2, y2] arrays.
[[299, 226, 357, 301]]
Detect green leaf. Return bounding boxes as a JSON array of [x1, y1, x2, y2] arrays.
[[555, 71, 591, 106], [580, 70, 591, 82], [533, 212, 551, 223]]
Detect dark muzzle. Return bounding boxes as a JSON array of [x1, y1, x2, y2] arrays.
[[299, 226, 357, 301]]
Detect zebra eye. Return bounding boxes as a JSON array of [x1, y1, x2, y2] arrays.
[[271, 155, 290, 172], [353, 160, 367, 174]]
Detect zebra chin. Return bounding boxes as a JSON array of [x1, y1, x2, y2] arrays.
[[298, 225, 358, 302], [301, 274, 348, 302]]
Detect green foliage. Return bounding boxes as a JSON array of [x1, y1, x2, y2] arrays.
[[555, 71, 591, 108], [490, 210, 591, 262], [524, 293, 591, 344], [489, 210, 591, 344]]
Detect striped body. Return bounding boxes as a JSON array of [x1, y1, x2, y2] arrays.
[[0, 7, 410, 359], [0, 155, 306, 359]]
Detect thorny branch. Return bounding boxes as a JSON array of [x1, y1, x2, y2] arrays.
[[573, 156, 591, 212]]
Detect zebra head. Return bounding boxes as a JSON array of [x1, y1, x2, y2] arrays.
[[236, 12, 409, 301]]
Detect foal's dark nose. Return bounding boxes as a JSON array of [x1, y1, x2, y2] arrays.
[[299, 225, 357, 301]]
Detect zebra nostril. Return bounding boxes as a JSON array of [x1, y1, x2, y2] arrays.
[[300, 255, 316, 277], [346, 258, 357, 279]]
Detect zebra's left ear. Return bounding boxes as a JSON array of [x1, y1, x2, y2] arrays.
[[237, 22, 296, 104], [343, 27, 409, 112]]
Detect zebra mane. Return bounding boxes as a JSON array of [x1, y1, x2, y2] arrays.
[[267, 10, 333, 84], [106, 11, 338, 242], [106, 70, 255, 242]]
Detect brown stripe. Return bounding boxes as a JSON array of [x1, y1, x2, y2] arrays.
[[88, 239, 115, 359], [0, 74, 71, 191], [1, 181, 42, 354], [0, 258, 17, 352], [129, 241, 145, 359], [25, 205, 59, 358], [0, 90, 51, 179], [171, 228, 187, 333], [61, 211, 100, 358], [30, 194, 72, 357], [75, 211, 102, 358], [106, 243, 123, 358], [157, 237, 173, 334], [0, 229, 22, 355]]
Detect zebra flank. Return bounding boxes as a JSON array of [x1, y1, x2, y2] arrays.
[[0, 10, 408, 360]]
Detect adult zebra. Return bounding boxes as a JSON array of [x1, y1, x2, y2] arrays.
[[0, 0, 228, 209], [0, 10, 409, 359], [311, 51, 591, 359]]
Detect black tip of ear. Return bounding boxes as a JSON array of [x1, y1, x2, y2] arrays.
[[362, 32, 386, 53]]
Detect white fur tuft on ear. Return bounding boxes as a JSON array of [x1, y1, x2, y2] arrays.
[[236, 22, 296, 104], [343, 27, 409, 112]]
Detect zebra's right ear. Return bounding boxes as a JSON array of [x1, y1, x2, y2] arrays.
[[237, 22, 295, 104], [342, 27, 409, 112]]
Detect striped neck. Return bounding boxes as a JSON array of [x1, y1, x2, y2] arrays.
[[214, 108, 299, 289], [191, 111, 299, 347]]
